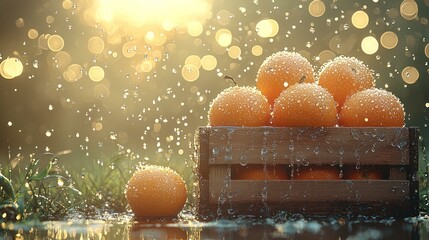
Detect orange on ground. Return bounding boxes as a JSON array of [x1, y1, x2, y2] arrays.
[[339, 88, 405, 127], [235, 164, 289, 180], [343, 166, 387, 180], [208, 86, 271, 126], [294, 166, 341, 180], [272, 83, 337, 127], [318, 56, 374, 111], [126, 165, 187, 217], [256, 51, 315, 105]]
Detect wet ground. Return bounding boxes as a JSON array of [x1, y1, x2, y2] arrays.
[[1, 215, 428, 239]]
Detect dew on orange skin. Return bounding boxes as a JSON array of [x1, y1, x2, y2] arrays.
[[339, 88, 404, 127], [272, 83, 337, 127], [318, 56, 374, 111], [256, 51, 315, 105]]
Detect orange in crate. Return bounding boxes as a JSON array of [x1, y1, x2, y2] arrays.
[[343, 166, 388, 180], [294, 166, 340, 180], [339, 88, 405, 127], [318, 56, 374, 110], [256, 51, 315, 105], [235, 164, 289, 180], [208, 86, 271, 127], [272, 83, 337, 127]]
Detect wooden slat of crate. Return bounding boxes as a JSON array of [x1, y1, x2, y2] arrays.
[[208, 180, 410, 204], [201, 127, 409, 166]]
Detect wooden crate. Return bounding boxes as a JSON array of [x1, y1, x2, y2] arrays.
[[194, 126, 419, 217]]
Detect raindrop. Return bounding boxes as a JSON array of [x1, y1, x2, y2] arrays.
[[314, 146, 320, 155]]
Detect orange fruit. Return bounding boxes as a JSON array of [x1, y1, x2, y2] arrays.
[[343, 166, 387, 180], [272, 83, 337, 127], [208, 86, 271, 126], [256, 51, 315, 105], [339, 88, 405, 127], [235, 164, 289, 180], [294, 166, 340, 180], [318, 56, 374, 110], [126, 165, 187, 217]]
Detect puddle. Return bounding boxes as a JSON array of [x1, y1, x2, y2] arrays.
[[1, 215, 429, 239]]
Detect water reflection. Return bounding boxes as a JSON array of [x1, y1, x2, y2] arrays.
[[1, 216, 428, 239]]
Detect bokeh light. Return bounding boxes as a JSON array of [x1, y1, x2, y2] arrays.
[[182, 64, 199, 81], [201, 55, 217, 71], [28, 29, 39, 40], [361, 36, 379, 55], [185, 55, 202, 69], [425, 43, 429, 58], [252, 45, 263, 56], [63, 64, 83, 82], [308, 0, 326, 17], [0, 58, 24, 79], [215, 28, 232, 47], [401, 66, 419, 84], [88, 66, 105, 82], [400, 0, 418, 20], [228, 46, 241, 59], [380, 31, 398, 49], [47, 35, 65, 52], [351, 10, 369, 29], [256, 19, 279, 38], [88, 36, 105, 55]]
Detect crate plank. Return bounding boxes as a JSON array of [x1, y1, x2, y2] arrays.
[[195, 127, 210, 179], [208, 180, 409, 204], [201, 127, 409, 166]]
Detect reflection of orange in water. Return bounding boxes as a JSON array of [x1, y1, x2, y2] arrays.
[[208, 86, 271, 126], [294, 166, 340, 180], [126, 165, 187, 217], [339, 88, 404, 127], [318, 56, 374, 111], [343, 166, 387, 180], [256, 51, 315, 105], [129, 225, 187, 240], [235, 164, 288, 180], [272, 83, 337, 127]]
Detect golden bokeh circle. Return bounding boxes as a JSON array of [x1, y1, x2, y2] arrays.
[[185, 55, 201, 69], [88, 36, 105, 55], [201, 55, 217, 71], [380, 31, 398, 49], [400, 0, 418, 20], [308, 0, 326, 17], [48, 35, 65, 52], [352, 10, 369, 29], [401, 66, 419, 84], [215, 29, 232, 47], [89, 66, 105, 82], [251, 45, 263, 56], [361, 36, 379, 55], [182, 64, 199, 82], [256, 19, 279, 38], [228, 46, 241, 59], [28, 29, 39, 40]]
